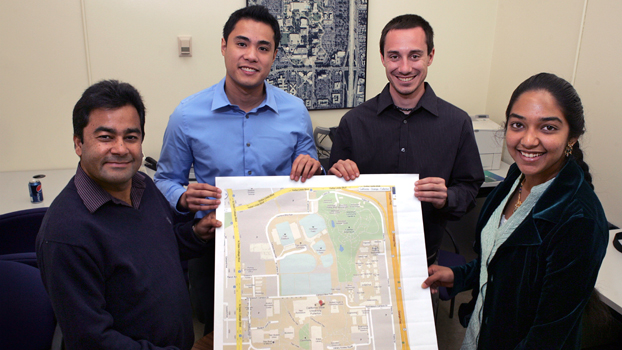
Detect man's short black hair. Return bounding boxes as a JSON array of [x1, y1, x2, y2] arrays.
[[380, 14, 434, 56], [73, 80, 146, 142], [223, 5, 281, 51]]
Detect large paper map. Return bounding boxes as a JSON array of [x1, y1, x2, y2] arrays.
[[214, 175, 437, 349]]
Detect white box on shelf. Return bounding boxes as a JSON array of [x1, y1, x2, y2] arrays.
[[472, 115, 503, 170]]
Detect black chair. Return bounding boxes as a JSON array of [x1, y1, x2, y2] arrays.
[[0, 260, 57, 350], [437, 229, 467, 318], [313, 126, 332, 170], [0, 208, 47, 267]]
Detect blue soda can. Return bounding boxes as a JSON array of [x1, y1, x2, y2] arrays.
[[29, 178, 44, 203]]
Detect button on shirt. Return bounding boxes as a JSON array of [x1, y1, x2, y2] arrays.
[[154, 78, 318, 216]]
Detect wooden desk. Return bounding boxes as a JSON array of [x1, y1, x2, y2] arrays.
[[595, 229, 622, 315], [192, 332, 213, 350]]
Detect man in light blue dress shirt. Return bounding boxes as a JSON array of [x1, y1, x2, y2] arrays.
[[154, 5, 321, 336]]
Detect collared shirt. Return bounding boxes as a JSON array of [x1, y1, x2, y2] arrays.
[[74, 164, 146, 213], [154, 78, 318, 215], [37, 163, 202, 350], [329, 83, 484, 257]]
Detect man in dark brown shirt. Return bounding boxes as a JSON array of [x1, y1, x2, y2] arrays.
[[329, 14, 484, 263]]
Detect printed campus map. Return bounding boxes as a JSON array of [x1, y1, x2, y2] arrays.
[[214, 175, 437, 349]]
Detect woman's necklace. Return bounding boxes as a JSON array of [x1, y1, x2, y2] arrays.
[[513, 176, 525, 213]]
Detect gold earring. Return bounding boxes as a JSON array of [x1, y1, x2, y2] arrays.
[[565, 143, 573, 157]]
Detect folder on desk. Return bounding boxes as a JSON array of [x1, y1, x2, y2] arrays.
[[484, 170, 504, 183]]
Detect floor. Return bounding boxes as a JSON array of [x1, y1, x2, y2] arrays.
[[192, 314, 205, 345], [435, 291, 470, 349]]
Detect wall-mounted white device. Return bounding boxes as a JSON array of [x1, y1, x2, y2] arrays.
[[178, 36, 192, 57]]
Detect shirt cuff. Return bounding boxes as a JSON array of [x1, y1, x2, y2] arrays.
[[191, 222, 209, 244]]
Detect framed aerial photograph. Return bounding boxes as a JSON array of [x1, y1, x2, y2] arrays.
[[248, 0, 368, 110]]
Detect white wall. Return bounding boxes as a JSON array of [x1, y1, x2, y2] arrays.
[[486, 0, 622, 225], [0, 1, 88, 171], [573, 0, 622, 226], [82, 0, 238, 171], [313, 0, 498, 128], [485, 0, 586, 127]]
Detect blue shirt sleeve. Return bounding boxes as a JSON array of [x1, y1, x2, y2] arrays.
[[154, 103, 194, 213]]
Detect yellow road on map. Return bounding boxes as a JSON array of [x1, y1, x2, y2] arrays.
[[227, 189, 243, 350]]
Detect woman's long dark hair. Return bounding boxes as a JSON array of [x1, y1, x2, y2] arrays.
[[505, 73, 593, 188]]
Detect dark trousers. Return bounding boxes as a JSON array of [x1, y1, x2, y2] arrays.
[[188, 240, 215, 335]]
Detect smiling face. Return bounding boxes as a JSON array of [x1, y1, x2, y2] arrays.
[[506, 90, 577, 185], [381, 27, 434, 106], [74, 105, 143, 194], [222, 18, 277, 98]]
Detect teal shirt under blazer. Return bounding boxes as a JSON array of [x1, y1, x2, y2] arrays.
[[450, 158, 608, 349]]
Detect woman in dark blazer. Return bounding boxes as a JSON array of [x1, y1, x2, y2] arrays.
[[422, 73, 608, 349]]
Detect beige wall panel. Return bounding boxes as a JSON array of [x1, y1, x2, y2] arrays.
[[0, 1, 88, 171], [485, 0, 584, 128], [573, 0, 622, 226], [330, 0, 498, 130], [84, 0, 240, 161]]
